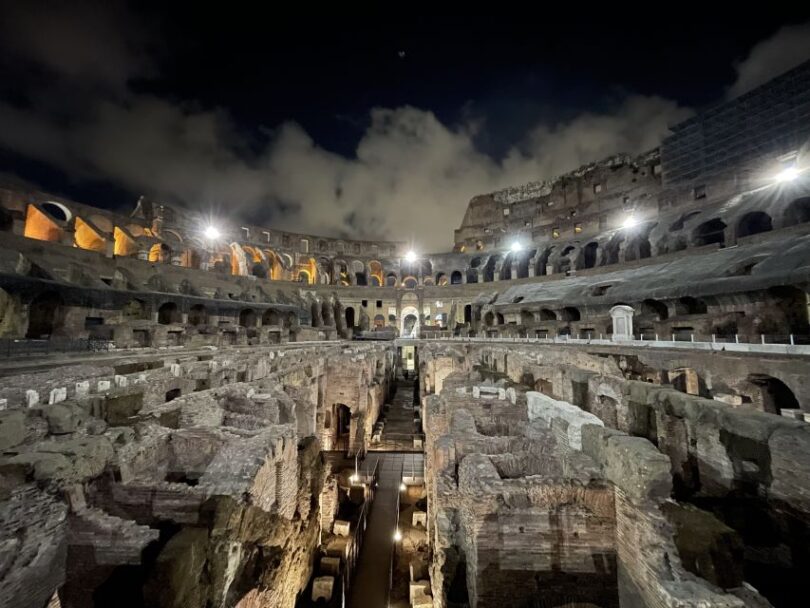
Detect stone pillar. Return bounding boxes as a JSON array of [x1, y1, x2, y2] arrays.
[[609, 305, 634, 340], [138, 248, 149, 261]]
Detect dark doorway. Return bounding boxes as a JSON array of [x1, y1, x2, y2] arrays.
[[26, 292, 63, 338], [157, 302, 178, 325]]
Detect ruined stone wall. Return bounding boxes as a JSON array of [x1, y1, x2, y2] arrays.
[[0, 341, 396, 608]]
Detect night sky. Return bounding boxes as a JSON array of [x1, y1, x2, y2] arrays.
[[2, 4, 810, 250]]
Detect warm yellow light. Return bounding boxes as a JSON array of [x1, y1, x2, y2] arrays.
[[393, 529, 402, 542], [400, 482, 407, 491]]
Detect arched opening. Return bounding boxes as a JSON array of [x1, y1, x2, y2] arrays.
[[373, 314, 385, 329], [676, 297, 708, 315], [540, 309, 557, 321], [520, 310, 534, 325], [321, 302, 333, 326], [355, 272, 367, 286], [535, 248, 554, 275], [464, 304, 472, 324], [122, 299, 147, 320], [580, 242, 599, 269], [369, 275, 381, 287], [148, 243, 172, 264], [402, 313, 418, 337], [624, 223, 656, 261], [157, 302, 179, 325], [602, 234, 623, 265], [298, 271, 311, 283], [435, 272, 448, 286], [263, 309, 280, 326], [310, 302, 321, 327], [483, 255, 499, 282], [239, 308, 257, 328], [737, 211, 772, 238], [252, 263, 267, 278], [385, 273, 398, 287], [188, 304, 208, 326], [556, 246, 576, 274], [746, 374, 800, 414], [466, 269, 478, 283], [484, 312, 495, 326], [345, 307, 356, 329], [783, 197, 810, 227], [450, 271, 462, 285], [500, 254, 513, 280], [496, 313, 505, 325], [26, 292, 63, 338], [641, 299, 669, 320], [693, 218, 726, 247], [402, 277, 418, 289], [561, 307, 581, 322], [516, 249, 534, 279], [165, 388, 182, 402]]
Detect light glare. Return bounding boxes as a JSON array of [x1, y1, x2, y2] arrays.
[[393, 529, 402, 542], [400, 482, 407, 491], [405, 250, 417, 263], [775, 166, 799, 183], [510, 241, 523, 252], [204, 226, 221, 240], [622, 216, 638, 229]]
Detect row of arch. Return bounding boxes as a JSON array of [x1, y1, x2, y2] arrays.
[[7, 195, 810, 290]]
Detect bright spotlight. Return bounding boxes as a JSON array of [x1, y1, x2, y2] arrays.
[[400, 482, 407, 491], [405, 250, 417, 263], [510, 242, 523, 253], [393, 529, 403, 542], [204, 226, 221, 240], [349, 474, 359, 484], [622, 215, 638, 230], [774, 166, 800, 183]]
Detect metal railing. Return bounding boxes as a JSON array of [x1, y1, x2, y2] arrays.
[[343, 458, 379, 595], [409, 333, 810, 355], [0, 338, 115, 358]]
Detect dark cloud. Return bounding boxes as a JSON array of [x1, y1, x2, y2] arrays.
[[0, 0, 152, 91], [728, 21, 810, 98], [4, 5, 805, 251]]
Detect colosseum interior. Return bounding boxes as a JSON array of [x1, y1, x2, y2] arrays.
[[1, 49, 810, 608]]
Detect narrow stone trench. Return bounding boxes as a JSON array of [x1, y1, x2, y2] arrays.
[[347, 376, 425, 608]]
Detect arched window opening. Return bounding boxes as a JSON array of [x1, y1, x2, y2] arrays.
[[693, 218, 726, 247], [263, 309, 280, 326], [239, 308, 257, 328], [737, 211, 772, 238], [464, 304, 472, 324], [355, 272, 367, 286], [540, 309, 557, 321], [496, 313, 505, 325], [746, 374, 800, 415], [484, 311, 495, 326], [783, 197, 810, 227], [536, 248, 555, 275], [385, 273, 398, 287], [252, 263, 267, 278], [676, 297, 708, 315], [26, 292, 63, 338], [561, 307, 581, 322], [466, 269, 478, 284], [188, 304, 208, 326], [402, 277, 418, 289], [158, 302, 179, 325], [450, 271, 462, 285], [580, 242, 599, 269], [641, 299, 669, 320], [345, 307, 356, 328]]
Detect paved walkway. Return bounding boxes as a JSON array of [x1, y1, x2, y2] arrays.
[[347, 377, 426, 607], [347, 453, 405, 608]]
